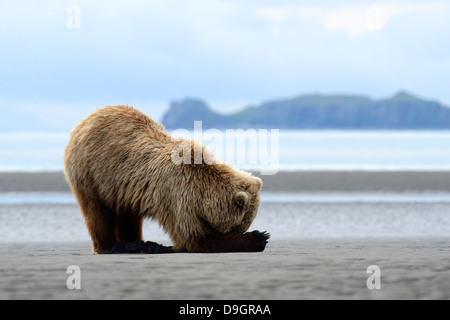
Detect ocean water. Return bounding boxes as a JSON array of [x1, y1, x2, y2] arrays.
[[1, 191, 450, 242], [1, 130, 450, 172]]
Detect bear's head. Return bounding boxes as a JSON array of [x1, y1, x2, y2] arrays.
[[227, 174, 263, 234], [186, 160, 262, 235], [167, 138, 263, 247]]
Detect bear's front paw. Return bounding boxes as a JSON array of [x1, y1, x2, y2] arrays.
[[244, 230, 270, 252]]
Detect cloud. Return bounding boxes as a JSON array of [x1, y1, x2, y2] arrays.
[[254, 6, 293, 36], [254, 6, 292, 24], [1, 0, 450, 107], [298, 2, 447, 36]]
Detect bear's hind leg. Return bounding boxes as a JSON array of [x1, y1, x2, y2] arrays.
[[75, 193, 118, 254]]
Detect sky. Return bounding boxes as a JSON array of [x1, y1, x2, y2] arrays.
[[0, 0, 449, 127]]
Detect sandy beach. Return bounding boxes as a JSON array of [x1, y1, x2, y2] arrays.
[[1, 238, 450, 300], [1, 171, 450, 300], [2, 170, 450, 192]]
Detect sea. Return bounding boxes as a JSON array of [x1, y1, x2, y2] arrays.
[[1, 130, 450, 172], [1, 130, 450, 242]]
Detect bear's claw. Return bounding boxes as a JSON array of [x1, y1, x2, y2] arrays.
[[247, 230, 270, 252]]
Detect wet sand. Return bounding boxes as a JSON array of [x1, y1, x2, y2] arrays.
[[1, 170, 450, 192], [1, 238, 450, 300], [1, 171, 450, 300]]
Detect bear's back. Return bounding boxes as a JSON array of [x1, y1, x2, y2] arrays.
[[82, 105, 169, 143], [67, 105, 171, 157], [64, 105, 174, 212]]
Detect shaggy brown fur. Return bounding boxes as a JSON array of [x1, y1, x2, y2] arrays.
[[64, 105, 268, 253]]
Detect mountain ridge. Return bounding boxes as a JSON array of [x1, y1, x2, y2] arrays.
[[162, 91, 450, 130], [2, 91, 449, 132]]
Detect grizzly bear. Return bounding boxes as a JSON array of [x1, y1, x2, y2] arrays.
[[64, 105, 269, 253]]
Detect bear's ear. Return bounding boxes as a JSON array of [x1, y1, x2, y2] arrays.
[[234, 191, 249, 208], [254, 177, 263, 190]]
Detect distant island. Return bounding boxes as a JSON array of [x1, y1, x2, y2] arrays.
[[162, 91, 450, 130]]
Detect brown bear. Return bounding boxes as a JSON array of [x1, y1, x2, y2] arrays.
[[64, 105, 269, 253]]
